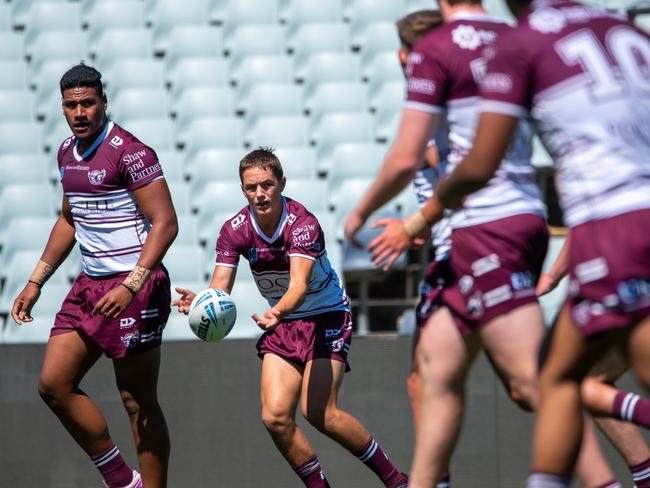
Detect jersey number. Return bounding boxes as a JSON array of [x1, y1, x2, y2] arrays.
[[555, 27, 650, 100]]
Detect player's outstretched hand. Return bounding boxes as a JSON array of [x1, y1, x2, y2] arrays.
[[536, 272, 560, 297], [252, 308, 282, 332], [11, 282, 41, 324], [343, 210, 366, 248], [171, 287, 196, 315], [93, 285, 134, 319], [368, 218, 413, 271]]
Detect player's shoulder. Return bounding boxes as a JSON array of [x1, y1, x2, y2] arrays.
[[109, 122, 158, 162], [57, 134, 75, 163], [284, 198, 319, 228], [220, 205, 251, 237]]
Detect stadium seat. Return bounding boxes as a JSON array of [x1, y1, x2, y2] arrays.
[[283, 178, 328, 212], [310, 112, 374, 148], [0, 122, 43, 155], [165, 26, 225, 72], [227, 280, 267, 339], [362, 51, 404, 83], [174, 214, 200, 246], [273, 146, 318, 179], [191, 180, 248, 216], [0, 61, 28, 90], [104, 59, 165, 95], [344, 0, 407, 26], [162, 312, 201, 342], [156, 149, 185, 183], [167, 181, 193, 215], [375, 109, 401, 143], [635, 14, 650, 31], [0, 184, 55, 229], [245, 115, 309, 148], [369, 79, 405, 113], [199, 209, 242, 245], [352, 21, 400, 53], [0, 3, 10, 31], [298, 52, 362, 88], [320, 142, 385, 178], [0, 217, 54, 270], [289, 23, 352, 69], [27, 32, 87, 77], [173, 87, 236, 135], [483, 0, 516, 22], [225, 25, 287, 68], [329, 176, 372, 216], [109, 88, 169, 122], [179, 116, 245, 153], [304, 82, 369, 121], [84, 0, 145, 37], [91, 29, 153, 72], [42, 118, 73, 154], [0, 90, 34, 122], [32, 58, 78, 100], [121, 118, 175, 151], [405, 0, 436, 12], [167, 58, 231, 96], [10, 0, 69, 29], [238, 83, 304, 120], [23, 2, 82, 47], [149, 0, 210, 54], [223, 0, 279, 25], [184, 147, 243, 180], [281, 0, 344, 25], [0, 32, 23, 61], [231, 55, 294, 92], [0, 154, 50, 187]]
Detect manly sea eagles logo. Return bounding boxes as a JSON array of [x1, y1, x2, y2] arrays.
[[88, 169, 107, 185]]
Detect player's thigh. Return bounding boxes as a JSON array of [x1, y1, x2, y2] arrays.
[[40, 330, 102, 392], [261, 353, 304, 416], [628, 315, 650, 388], [113, 346, 162, 402], [300, 358, 346, 417], [417, 307, 480, 388], [480, 302, 545, 385]]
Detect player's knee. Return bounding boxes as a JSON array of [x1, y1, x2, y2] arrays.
[[507, 381, 536, 412], [304, 405, 341, 434], [406, 371, 421, 403], [261, 409, 294, 436], [580, 377, 602, 410], [37, 376, 67, 407]]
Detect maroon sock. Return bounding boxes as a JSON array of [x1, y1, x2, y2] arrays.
[[630, 457, 650, 488], [594, 481, 621, 488], [294, 455, 330, 488], [90, 442, 134, 488], [612, 391, 650, 427], [355, 437, 408, 488], [437, 472, 451, 487]]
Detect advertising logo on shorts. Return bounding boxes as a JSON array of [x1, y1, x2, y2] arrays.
[[88, 169, 107, 185]]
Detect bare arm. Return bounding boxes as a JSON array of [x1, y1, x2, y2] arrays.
[[252, 256, 314, 331], [11, 196, 77, 324], [537, 232, 571, 296], [344, 110, 439, 242], [93, 178, 179, 318]]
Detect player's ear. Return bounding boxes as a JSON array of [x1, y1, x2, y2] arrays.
[[102, 92, 107, 110], [398, 48, 409, 68], [279, 176, 286, 192]]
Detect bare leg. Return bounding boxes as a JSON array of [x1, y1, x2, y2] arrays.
[[114, 347, 169, 488], [38, 331, 110, 454], [260, 353, 315, 467], [575, 416, 618, 488], [409, 307, 480, 488]]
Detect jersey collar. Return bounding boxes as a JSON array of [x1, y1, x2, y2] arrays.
[[249, 197, 288, 244], [72, 120, 114, 162]]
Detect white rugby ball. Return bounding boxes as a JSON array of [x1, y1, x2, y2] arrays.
[[188, 288, 237, 342]]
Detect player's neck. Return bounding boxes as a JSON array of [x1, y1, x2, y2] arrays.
[[255, 206, 283, 237], [442, 4, 487, 21], [76, 118, 108, 154]]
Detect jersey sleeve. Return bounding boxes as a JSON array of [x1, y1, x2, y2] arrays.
[[120, 143, 165, 191], [405, 42, 448, 114], [288, 214, 325, 261], [215, 220, 241, 268], [479, 35, 532, 118]]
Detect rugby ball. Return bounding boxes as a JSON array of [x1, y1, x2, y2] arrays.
[[188, 288, 237, 342]]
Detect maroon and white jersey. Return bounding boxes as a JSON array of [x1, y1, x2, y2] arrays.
[[480, 0, 650, 227], [405, 12, 546, 228], [58, 121, 164, 276], [215, 197, 350, 319]]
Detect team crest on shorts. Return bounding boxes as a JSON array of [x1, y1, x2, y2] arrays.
[[88, 169, 107, 185], [120, 331, 140, 349]]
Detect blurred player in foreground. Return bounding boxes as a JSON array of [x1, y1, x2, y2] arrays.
[[370, 0, 650, 485], [345, 0, 625, 486], [172, 148, 408, 488], [11, 64, 178, 487]]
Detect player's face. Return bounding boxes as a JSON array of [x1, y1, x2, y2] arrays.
[[61, 87, 107, 142], [241, 167, 286, 219]]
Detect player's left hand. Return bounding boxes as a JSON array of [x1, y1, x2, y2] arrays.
[[252, 308, 282, 331], [368, 218, 413, 271], [93, 285, 134, 319]]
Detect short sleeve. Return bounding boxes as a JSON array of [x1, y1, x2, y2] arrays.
[[288, 215, 325, 261], [215, 220, 241, 268], [405, 43, 447, 114], [120, 143, 164, 191], [479, 36, 532, 118]]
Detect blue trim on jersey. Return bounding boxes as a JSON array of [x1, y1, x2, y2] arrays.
[[75, 119, 112, 160]]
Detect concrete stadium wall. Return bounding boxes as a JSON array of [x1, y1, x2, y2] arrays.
[[0, 336, 645, 487]]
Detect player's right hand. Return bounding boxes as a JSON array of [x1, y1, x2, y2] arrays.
[[171, 287, 196, 315], [11, 282, 41, 324]]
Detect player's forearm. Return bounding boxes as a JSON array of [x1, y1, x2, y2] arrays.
[[354, 150, 420, 220], [436, 152, 492, 209], [548, 233, 571, 282], [273, 284, 308, 319], [135, 214, 178, 270], [40, 214, 77, 269]]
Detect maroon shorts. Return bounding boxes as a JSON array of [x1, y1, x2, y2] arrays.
[[52, 266, 171, 359], [442, 214, 549, 334], [415, 258, 454, 328], [566, 209, 650, 337], [256, 310, 353, 372]]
